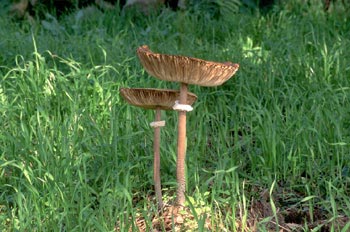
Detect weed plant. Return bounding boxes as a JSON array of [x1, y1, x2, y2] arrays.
[[0, 0, 350, 231]]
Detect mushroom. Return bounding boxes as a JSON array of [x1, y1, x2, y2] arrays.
[[120, 87, 197, 209], [137, 45, 239, 206]]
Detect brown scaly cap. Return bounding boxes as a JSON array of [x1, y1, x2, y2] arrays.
[[137, 45, 239, 87], [120, 88, 197, 110]]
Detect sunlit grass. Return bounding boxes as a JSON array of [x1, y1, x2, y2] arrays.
[[0, 1, 350, 230]]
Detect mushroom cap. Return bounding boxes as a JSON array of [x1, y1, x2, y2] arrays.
[[120, 88, 197, 110], [137, 45, 239, 87]]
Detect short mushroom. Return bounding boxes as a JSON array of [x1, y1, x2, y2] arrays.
[[120, 87, 197, 209], [137, 45, 239, 206]]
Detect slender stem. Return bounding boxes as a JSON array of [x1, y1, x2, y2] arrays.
[[176, 83, 188, 206], [154, 107, 163, 209]]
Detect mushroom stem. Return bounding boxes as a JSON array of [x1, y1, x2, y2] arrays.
[[176, 82, 188, 206], [154, 107, 163, 209]]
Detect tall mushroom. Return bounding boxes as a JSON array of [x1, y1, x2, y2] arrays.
[[120, 88, 197, 209], [137, 45, 239, 206]]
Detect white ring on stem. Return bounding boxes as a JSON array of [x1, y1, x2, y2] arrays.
[[150, 121, 166, 128], [172, 100, 193, 112]]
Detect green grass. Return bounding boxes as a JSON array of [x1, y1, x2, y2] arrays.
[[1, 0, 350, 231]]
